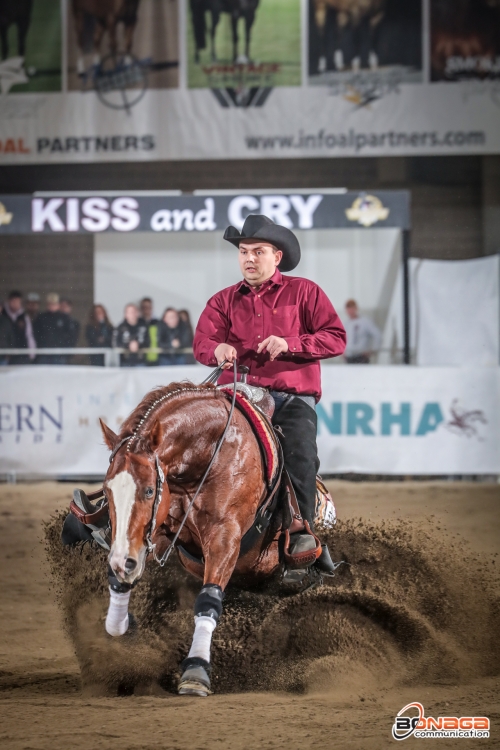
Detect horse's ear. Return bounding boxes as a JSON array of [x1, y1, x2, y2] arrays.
[[100, 419, 119, 451], [149, 419, 163, 452]]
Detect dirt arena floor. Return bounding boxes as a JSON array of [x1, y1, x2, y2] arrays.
[[0, 480, 499, 750]]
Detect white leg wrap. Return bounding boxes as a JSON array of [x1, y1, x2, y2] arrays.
[[187, 616, 217, 662], [105, 587, 131, 637]]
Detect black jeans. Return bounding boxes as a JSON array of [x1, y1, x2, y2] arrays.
[[272, 396, 319, 528]]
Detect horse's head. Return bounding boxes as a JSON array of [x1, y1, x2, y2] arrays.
[[100, 419, 169, 585]]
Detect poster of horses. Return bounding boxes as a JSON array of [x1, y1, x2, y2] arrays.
[[308, 0, 422, 86], [66, 0, 179, 96], [430, 0, 500, 81], [187, 0, 302, 90], [0, 0, 61, 94]]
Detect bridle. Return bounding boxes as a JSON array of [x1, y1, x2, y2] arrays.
[[107, 359, 238, 568]]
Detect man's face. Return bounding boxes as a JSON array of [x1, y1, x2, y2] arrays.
[[8, 297, 22, 313], [26, 301, 39, 315], [125, 305, 138, 325], [345, 304, 359, 320], [140, 300, 152, 320], [47, 301, 59, 313], [238, 241, 282, 287]]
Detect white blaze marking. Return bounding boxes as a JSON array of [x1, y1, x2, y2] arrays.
[[108, 470, 136, 558]]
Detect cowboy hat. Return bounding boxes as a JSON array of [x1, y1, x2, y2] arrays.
[[223, 214, 301, 272]]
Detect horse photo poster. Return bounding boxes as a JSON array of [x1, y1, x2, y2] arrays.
[[0, 0, 500, 162]]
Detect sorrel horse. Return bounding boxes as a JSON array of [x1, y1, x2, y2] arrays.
[[99, 377, 290, 696], [72, 0, 141, 75]]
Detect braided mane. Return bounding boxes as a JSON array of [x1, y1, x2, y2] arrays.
[[120, 381, 223, 453]]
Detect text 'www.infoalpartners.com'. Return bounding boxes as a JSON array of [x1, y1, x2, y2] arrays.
[[244, 129, 486, 153]]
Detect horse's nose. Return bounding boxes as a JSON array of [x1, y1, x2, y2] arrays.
[[124, 557, 137, 573]]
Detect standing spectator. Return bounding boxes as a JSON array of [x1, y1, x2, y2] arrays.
[[60, 298, 80, 348], [158, 307, 190, 365], [34, 293, 73, 364], [25, 293, 40, 322], [343, 299, 382, 364], [114, 303, 150, 367], [2, 291, 36, 364], [178, 308, 195, 363], [86, 304, 113, 366], [0, 303, 14, 365], [139, 296, 160, 367]]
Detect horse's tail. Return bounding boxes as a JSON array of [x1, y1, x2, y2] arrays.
[[190, 0, 207, 51]]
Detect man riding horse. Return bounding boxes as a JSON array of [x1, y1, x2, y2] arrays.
[[193, 214, 346, 571]]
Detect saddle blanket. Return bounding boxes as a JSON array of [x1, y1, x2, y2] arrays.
[[221, 389, 280, 485]]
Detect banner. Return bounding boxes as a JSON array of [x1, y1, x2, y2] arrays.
[[0, 190, 410, 234], [0, 365, 498, 476], [0, 1, 499, 163]]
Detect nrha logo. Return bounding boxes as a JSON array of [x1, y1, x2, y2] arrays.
[[392, 702, 490, 741]]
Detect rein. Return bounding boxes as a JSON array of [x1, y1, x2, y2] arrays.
[[147, 358, 238, 566], [106, 359, 238, 568]]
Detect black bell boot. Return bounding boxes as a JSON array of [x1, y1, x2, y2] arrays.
[[314, 543, 339, 574]]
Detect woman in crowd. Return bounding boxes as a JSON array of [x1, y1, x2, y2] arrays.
[[158, 307, 191, 365], [178, 308, 195, 363], [86, 304, 113, 366]]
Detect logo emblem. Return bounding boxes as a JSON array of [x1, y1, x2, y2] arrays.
[[0, 202, 13, 225], [346, 193, 389, 227]]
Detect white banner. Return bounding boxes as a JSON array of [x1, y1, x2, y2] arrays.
[[1, 0, 500, 163], [0, 365, 498, 476]]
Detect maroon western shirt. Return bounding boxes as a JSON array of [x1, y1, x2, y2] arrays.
[[193, 269, 346, 402]]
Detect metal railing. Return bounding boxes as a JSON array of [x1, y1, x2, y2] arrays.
[[0, 347, 195, 367]]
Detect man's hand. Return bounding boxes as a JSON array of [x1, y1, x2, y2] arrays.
[[214, 343, 237, 369], [257, 335, 288, 361], [129, 340, 139, 353]]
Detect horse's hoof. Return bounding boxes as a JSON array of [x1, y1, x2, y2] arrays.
[[178, 665, 212, 697]]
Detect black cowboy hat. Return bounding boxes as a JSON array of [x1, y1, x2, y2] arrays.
[[223, 214, 301, 272]]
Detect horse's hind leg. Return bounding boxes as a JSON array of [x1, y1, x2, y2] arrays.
[[178, 535, 240, 697]]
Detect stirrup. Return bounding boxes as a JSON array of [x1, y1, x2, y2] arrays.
[[283, 521, 322, 569]]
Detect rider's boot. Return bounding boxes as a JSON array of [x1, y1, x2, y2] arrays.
[[315, 543, 338, 575]]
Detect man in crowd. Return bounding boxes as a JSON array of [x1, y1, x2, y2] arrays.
[[34, 293, 73, 364], [194, 214, 346, 572], [139, 297, 160, 366], [0, 303, 14, 365], [114, 303, 150, 367], [1, 291, 36, 364], [343, 298, 381, 364], [60, 298, 80, 348], [25, 293, 40, 322]]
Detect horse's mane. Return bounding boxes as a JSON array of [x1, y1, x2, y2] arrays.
[[120, 380, 222, 453]]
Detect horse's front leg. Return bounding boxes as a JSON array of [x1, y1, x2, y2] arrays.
[[178, 530, 240, 697], [105, 567, 133, 637]]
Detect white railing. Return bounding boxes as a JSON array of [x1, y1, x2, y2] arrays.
[[0, 348, 194, 367]]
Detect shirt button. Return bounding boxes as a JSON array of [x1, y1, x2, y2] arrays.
[[257, 335, 260, 338], [257, 314, 261, 317]]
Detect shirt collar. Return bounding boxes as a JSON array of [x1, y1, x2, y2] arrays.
[[237, 268, 284, 292]]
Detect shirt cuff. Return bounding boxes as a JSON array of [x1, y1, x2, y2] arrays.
[[285, 337, 302, 357]]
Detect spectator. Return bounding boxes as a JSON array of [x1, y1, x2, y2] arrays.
[[158, 307, 190, 365], [86, 304, 113, 366], [60, 298, 80, 347], [25, 293, 40, 322], [178, 308, 195, 363], [0, 303, 14, 365], [114, 303, 150, 367], [343, 299, 382, 364], [34, 293, 73, 364], [2, 290, 36, 364], [139, 296, 160, 367]]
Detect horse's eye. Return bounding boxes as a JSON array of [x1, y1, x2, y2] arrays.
[[145, 487, 154, 499]]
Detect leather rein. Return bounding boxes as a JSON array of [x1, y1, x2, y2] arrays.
[[107, 359, 238, 568]]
